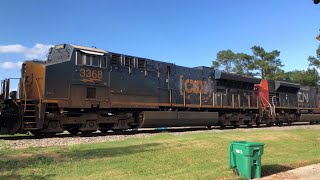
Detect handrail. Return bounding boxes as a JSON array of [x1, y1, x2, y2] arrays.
[[271, 95, 276, 106], [260, 96, 275, 117], [22, 78, 27, 112], [260, 96, 272, 108], [35, 78, 42, 118], [271, 96, 276, 117]]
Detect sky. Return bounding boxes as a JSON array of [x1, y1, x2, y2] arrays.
[[0, 0, 319, 88]]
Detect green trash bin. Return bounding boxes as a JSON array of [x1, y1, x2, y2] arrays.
[[229, 141, 264, 179]]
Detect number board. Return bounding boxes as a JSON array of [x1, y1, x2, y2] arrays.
[[79, 69, 103, 83]]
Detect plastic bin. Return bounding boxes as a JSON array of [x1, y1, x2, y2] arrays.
[[229, 141, 264, 179]]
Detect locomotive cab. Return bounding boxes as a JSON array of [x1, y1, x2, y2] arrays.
[[45, 44, 109, 108]]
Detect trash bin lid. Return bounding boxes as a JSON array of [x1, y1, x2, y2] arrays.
[[231, 141, 264, 147]]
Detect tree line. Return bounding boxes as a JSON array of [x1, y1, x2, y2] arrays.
[[212, 46, 320, 86]]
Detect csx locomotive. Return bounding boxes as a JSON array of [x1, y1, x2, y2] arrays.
[[0, 44, 319, 135]]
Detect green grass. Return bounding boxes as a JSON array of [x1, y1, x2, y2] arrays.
[[0, 128, 320, 180]]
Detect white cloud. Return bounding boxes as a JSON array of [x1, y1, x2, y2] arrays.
[[0, 44, 25, 53], [0, 43, 53, 60], [0, 61, 23, 69], [24, 43, 53, 59]]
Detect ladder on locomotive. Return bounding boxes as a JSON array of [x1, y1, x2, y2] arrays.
[[22, 100, 38, 131], [20, 73, 40, 131]]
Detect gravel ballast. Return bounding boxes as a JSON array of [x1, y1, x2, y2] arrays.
[[1, 124, 320, 149]]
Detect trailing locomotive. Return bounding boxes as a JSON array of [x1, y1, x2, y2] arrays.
[[0, 44, 319, 135]]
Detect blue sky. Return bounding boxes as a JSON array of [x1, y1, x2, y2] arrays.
[[0, 0, 319, 85]]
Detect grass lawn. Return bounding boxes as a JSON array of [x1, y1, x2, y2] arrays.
[[0, 128, 319, 180]]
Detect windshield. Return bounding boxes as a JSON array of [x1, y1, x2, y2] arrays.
[[47, 46, 70, 63]]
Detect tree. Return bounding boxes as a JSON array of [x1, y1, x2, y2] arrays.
[[250, 46, 284, 80], [213, 46, 285, 80], [308, 46, 320, 68], [272, 69, 288, 81], [286, 68, 320, 86], [212, 50, 255, 75], [212, 50, 237, 72], [234, 53, 255, 76]]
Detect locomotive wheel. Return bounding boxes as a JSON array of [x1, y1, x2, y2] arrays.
[[30, 130, 45, 137], [100, 129, 109, 134], [206, 126, 212, 130], [81, 131, 94, 135], [112, 129, 123, 134], [246, 124, 253, 128], [256, 122, 261, 127], [266, 122, 273, 127], [68, 128, 79, 135], [245, 121, 253, 128]]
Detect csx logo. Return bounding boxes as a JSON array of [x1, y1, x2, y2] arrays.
[[179, 75, 212, 95]]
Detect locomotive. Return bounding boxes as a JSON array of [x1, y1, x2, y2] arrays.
[[0, 44, 319, 135]]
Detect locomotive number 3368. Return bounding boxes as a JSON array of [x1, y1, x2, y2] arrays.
[[80, 69, 103, 82]]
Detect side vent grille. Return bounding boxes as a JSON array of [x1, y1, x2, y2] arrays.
[[87, 88, 96, 99]]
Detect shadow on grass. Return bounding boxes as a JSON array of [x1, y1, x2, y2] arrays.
[[262, 164, 293, 176], [0, 174, 56, 180], [65, 142, 160, 160], [0, 143, 160, 179]]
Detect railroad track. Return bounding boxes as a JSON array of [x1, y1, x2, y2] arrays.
[[0, 122, 318, 141], [1, 123, 320, 149]]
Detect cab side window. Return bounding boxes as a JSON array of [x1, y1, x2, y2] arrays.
[[76, 51, 107, 68], [83, 54, 90, 65], [100, 57, 107, 68], [91, 56, 99, 66]]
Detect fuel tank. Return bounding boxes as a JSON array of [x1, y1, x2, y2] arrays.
[[139, 111, 219, 128], [299, 114, 320, 122]]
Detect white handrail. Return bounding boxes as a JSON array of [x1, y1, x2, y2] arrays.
[[260, 96, 275, 117], [271, 96, 276, 116], [260, 96, 272, 108]]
